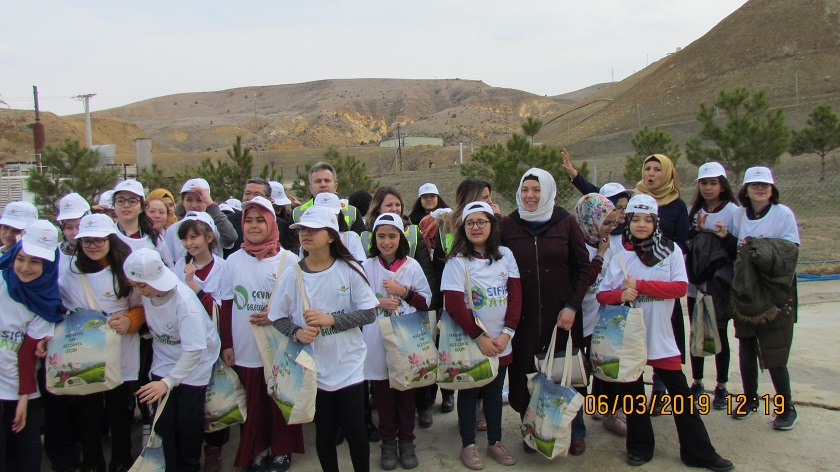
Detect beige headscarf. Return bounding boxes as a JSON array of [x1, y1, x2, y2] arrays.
[[634, 154, 680, 206]]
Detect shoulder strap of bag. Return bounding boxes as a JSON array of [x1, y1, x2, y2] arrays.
[[266, 251, 289, 311], [293, 263, 310, 311], [385, 257, 413, 316], [80, 274, 103, 312], [146, 390, 170, 447], [616, 251, 629, 278]]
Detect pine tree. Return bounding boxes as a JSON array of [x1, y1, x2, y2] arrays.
[[624, 126, 681, 184], [521, 116, 543, 145], [789, 103, 840, 182]]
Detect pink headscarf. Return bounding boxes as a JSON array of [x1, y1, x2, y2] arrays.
[[241, 205, 280, 260]]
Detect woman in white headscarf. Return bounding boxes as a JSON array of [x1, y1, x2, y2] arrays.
[[499, 168, 591, 456]]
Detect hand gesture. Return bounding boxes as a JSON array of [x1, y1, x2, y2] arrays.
[[382, 279, 406, 298], [184, 262, 197, 283], [696, 212, 708, 231], [303, 308, 334, 327], [137, 381, 169, 404], [249, 308, 271, 326], [713, 221, 729, 239], [476, 335, 500, 357], [108, 315, 131, 335], [623, 276, 637, 290], [561, 148, 577, 179], [492, 333, 511, 353], [190, 186, 214, 206], [621, 288, 638, 303], [378, 297, 400, 312], [597, 235, 610, 257]]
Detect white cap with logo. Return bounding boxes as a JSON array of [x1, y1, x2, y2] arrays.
[[57, 193, 91, 221], [183, 211, 219, 234], [290, 206, 339, 232], [114, 179, 145, 198], [599, 183, 632, 199], [313, 192, 342, 214], [418, 183, 439, 197], [743, 166, 775, 185], [241, 196, 276, 216], [269, 181, 292, 206], [124, 247, 179, 292], [76, 214, 117, 239], [98, 190, 115, 209], [180, 178, 211, 194], [21, 220, 59, 261], [697, 162, 727, 181], [225, 198, 243, 212], [0, 201, 39, 230], [461, 201, 494, 222], [626, 194, 659, 216], [373, 213, 405, 232]]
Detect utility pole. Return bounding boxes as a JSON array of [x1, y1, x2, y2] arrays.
[[396, 123, 402, 173], [73, 93, 96, 148]]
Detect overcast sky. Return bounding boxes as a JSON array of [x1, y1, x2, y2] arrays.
[[2, 0, 748, 116]]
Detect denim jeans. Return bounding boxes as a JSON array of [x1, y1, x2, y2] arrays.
[[457, 365, 508, 447]]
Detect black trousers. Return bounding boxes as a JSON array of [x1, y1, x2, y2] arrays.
[[315, 383, 369, 472], [738, 337, 792, 406], [77, 382, 134, 471], [38, 365, 81, 471], [0, 398, 42, 472], [620, 368, 718, 464], [151, 376, 206, 472]]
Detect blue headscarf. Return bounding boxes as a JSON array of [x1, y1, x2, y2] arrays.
[[0, 241, 64, 323]]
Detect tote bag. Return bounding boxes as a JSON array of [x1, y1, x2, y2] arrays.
[[204, 304, 248, 432], [379, 259, 438, 391], [590, 253, 647, 383], [129, 392, 169, 472], [534, 327, 590, 387], [690, 286, 722, 357], [436, 259, 499, 390], [46, 275, 123, 395], [521, 328, 585, 459]]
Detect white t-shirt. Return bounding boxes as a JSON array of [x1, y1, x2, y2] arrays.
[[174, 255, 226, 304], [361, 257, 432, 380], [582, 240, 617, 338], [439, 246, 520, 357], [59, 250, 75, 279], [732, 204, 800, 245], [115, 229, 174, 269], [0, 278, 55, 400], [687, 202, 741, 297], [164, 220, 224, 263], [219, 249, 298, 368], [268, 259, 379, 391], [598, 245, 687, 361], [59, 268, 142, 381], [142, 282, 221, 386]]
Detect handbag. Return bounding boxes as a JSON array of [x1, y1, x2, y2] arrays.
[[204, 303, 248, 432], [46, 274, 123, 395], [590, 253, 648, 383], [521, 323, 585, 459], [436, 259, 499, 390], [534, 327, 590, 387], [129, 392, 169, 472], [690, 284, 723, 357]]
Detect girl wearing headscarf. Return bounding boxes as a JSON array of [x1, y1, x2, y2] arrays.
[[0, 221, 61, 472], [499, 168, 591, 456], [596, 194, 733, 471], [147, 188, 179, 229], [633, 154, 690, 414], [573, 193, 626, 436], [217, 197, 304, 471]]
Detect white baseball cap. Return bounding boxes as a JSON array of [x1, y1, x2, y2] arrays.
[[313, 192, 341, 214], [76, 214, 117, 239], [124, 247, 179, 292], [290, 206, 339, 232], [21, 220, 59, 262], [461, 201, 494, 222], [57, 193, 91, 221], [0, 201, 39, 230], [114, 179, 145, 198], [225, 198, 243, 212], [98, 190, 115, 209], [626, 194, 658, 216], [373, 213, 405, 232], [241, 196, 276, 216], [180, 178, 211, 194], [696, 162, 727, 181], [218, 203, 234, 213], [183, 211, 218, 234], [418, 183, 439, 197], [599, 183, 632, 199], [269, 181, 292, 206], [743, 166, 775, 185]]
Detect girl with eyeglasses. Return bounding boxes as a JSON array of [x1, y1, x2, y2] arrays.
[[441, 201, 521, 469], [59, 214, 146, 472], [112, 180, 174, 269]]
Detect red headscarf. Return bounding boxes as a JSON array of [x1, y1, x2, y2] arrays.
[[241, 205, 280, 260]]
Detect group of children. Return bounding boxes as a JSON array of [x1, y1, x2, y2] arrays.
[[0, 159, 800, 472]]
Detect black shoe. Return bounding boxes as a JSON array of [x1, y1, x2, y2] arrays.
[[366, 416, 380, 442], [335, 424, 345, 446], [267, 454, 291, 472], [731, 399, 759, 420], [627, 453, 651, 467], [247, 455, 269, 472], [441, 392, 455, 413], [418, 407, 433, 429], [712, 387, 729, 410], [773, 405, 798, 431], [683, 455, 734, 472], [380, 440, 398, 471]]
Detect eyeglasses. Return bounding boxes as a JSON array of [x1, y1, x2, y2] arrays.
[[748, 182, 771, 189], [81, 238, 108, 248], [299, 227, 325, 235], [603, 220, 620, 228], [114, 197, 141, 207], [464, 220, 490, 229]]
